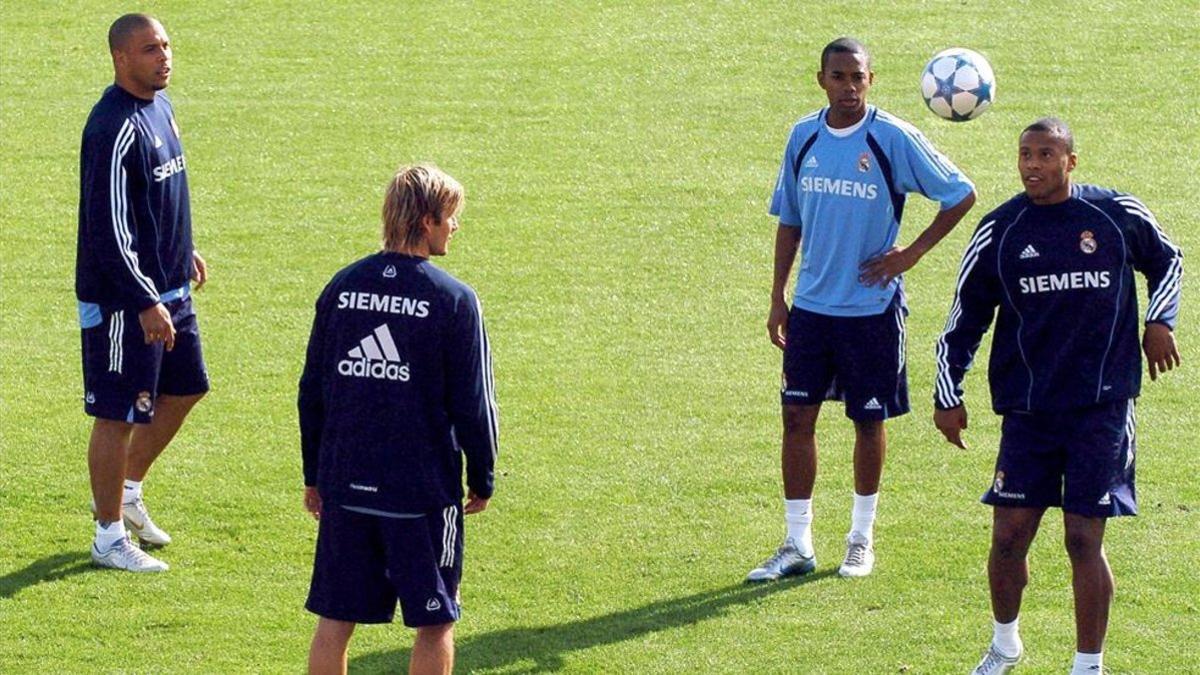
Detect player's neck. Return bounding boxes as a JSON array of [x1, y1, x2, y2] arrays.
[[826, 106, 867, 129], [1028, 181, 1073, 206], [386, 244, 430, 259], [113, 78, 157, 102]]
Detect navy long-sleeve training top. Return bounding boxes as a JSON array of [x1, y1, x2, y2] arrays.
[[298, 252, 498, 513], [936, 184, 1182, 413], [77, 85, 193, 316]]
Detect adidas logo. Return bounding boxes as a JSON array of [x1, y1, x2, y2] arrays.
[[337, 324, 411, 381], [1019, 244, 1040, 259], [383, 265, 397, 278], [1098, 492, 1111, 506], [804, 156, 819, 169], [425, 598, 442, 612], [153, 135, 164, 148], [863, 398, 882, 410]]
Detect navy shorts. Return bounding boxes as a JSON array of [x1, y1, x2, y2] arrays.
[[80, 294, 209, 424], [780, 296, 909, 421], [306, 504, 464, 627], [983, 399, 1137, 518]]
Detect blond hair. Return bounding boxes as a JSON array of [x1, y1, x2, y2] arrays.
[[381, 164, 464, 252]]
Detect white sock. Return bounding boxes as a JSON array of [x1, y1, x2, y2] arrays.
[[992, 618, 1022, 657], [784, 498, 813, 556], [850, 492, 878, 541], [1070, 651, 1102, 674], [122, 479, 142, 504], [94, 520, 127, 549]]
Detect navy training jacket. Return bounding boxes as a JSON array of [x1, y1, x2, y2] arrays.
[[936, 184, 1182, 413], [298, 252, 498, 513]]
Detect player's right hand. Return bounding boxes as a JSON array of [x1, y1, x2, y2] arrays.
[[304, 486, 322, 520], [138, 303, 176, 351], [464, 490, 490, 515], [934, 405, 968, 449], [767, 299, 789, 350]]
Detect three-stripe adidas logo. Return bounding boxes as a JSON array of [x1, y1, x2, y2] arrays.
[[863, 398, 882, 410], [804, 156, 819, 169], [1019, 244, 1040, 259], [337, 324, 411, 381]]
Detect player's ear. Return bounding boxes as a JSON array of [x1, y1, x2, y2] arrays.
[[419, 213, 436, 233], [1066, 152, 1078, 173]]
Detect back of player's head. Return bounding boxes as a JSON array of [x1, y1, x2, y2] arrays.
[[821, 37, 870, 71], [1022, 117, 1075, 152], [382, 164, 464, 252], [108, 13, 158, 52]]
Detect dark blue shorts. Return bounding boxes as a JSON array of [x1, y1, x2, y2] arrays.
[[780, 296, 909, 421], [306, 504, 464, 627], [80, 294, 209, 424], [983, 399, 1137, 518]]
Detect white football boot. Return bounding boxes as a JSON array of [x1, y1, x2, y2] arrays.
[[837, 532, 875, 577], [745, 537, 816, 582], [91, 497, 173, 547], [971, 643, 1021, 674], [91, 535, 169, 572]]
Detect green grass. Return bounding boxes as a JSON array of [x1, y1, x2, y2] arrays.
[[2, 1, 1198, 672]]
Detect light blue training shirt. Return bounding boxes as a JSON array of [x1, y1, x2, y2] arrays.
[[769, 105, 974, 316]]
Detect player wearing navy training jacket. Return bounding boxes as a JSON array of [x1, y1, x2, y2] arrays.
[[300, 165, 497, 675], [934, 119, 1182, 675], [77, 14, 210, 573], [748, 38, 976, 583]]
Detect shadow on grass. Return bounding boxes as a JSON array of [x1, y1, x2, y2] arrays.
[[350, 570, 837, 673], [0, 551, 94, 599]]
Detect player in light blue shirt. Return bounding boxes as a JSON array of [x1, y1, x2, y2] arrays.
[[748, 38, 976, 582]]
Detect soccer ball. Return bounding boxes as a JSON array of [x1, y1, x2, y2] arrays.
[[920, 48, 995, 122]]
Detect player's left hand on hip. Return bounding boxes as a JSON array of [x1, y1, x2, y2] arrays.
[[1143, 323, 1180, 381], [191, 250, 208, 290], [859, 246, 916, 288]]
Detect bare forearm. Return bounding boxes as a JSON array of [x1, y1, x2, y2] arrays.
[[773, 225, 802, 302], [910, 191, 976, 257]]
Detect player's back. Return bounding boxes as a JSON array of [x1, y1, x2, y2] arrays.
[[306, 252, 483, 513]]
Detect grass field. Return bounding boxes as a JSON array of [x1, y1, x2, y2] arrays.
[[2, 1, 1197, 672]]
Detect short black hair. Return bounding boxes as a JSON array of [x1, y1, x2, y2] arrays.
[[821, 37, 870, 71], [108, 13, 157, 51], [1022, 117, 1075, 152]]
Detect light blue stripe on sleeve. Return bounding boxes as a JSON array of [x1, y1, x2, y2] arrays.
[[78, 301, 103, 329]]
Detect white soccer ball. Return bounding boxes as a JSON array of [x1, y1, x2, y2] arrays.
[[920, 48, 996, 122]]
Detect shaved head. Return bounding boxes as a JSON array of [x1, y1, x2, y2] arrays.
[[821, 37, 871, 71], [1022, 117, 1075, 152], [108, 13, 158, 52]]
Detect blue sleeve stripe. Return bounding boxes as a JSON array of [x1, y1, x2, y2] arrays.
[[911, 130, 958, 181], [877, 112, 957, 180], [935, 220, 995, 407], [109, 118, 160, 300]]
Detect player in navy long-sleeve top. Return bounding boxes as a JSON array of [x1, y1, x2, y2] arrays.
[[77, 14, 210, 573], [934, 119, 1182, 675], [299, 165, 497, 674]]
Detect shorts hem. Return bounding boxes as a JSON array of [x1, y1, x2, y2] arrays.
[[306, 601, 394, 625]]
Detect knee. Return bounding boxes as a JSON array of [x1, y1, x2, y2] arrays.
[[782, 407, 817, 437], [415, 622, 454, 643], [853, 420, 884, 440], [1064, 529, 1103, 562], [991, 527, 1033, 561]]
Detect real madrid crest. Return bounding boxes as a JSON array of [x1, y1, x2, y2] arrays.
[[136, 391, 154, 414], [1080, 230, 1097, 254], [857, 152, 871, 173]]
